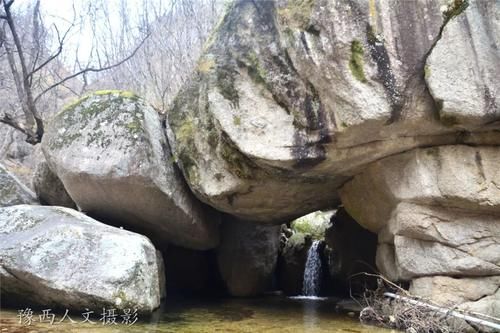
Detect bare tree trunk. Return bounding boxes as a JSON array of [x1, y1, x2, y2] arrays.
[[2, 0, 43, 143]]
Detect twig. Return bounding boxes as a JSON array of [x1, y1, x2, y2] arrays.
[[384, 292, 500, 331], [33, 32, 150, 104]]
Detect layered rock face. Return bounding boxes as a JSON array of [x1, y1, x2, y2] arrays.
[[0, 205, 164, 312], [167, 0, 499, 223], [217, 217, 281, 296], [0, 163, 37, 207], [42, 90, 220, 250], [340, 145, 500, 316]]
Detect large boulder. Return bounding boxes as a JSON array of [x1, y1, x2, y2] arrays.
[[217, 217, 281, 296], [0, 163, 37, 207], [340, 145, 500, 279], [0, 205, 164, 312], [42, 90, 220, 250], [32, 159, 76, 209], [339, 145, 500, 316], [166, 0, 499, 223], [425, 0, 499, 127]]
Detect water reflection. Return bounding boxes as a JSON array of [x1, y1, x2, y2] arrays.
[[1, 296, 397, 333], [302, 298, 320, 330]]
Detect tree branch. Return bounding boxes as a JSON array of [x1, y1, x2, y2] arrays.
[[34, 32, 150, 104], [3, 0, 14, 10], [28, 21, 74, 81], [0, 113, 37, 143]]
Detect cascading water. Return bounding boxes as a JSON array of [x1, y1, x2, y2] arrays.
[[302, 240, 322, 297]]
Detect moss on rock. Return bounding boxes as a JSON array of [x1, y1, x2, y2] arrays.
[[291, 210, 333, 240], [443, 0, 469, 21], [349, 40, 367, 83], [47, 90, 146, 150]]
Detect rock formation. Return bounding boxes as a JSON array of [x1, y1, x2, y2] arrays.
[[32, 159, 76, 209], [165, 0, 499, 317], [0, 205, 164, 312], [0, 0, 498, 323], [340, 145, 500, 317], [217, 217, 281, 296], [0, 163, 37, 207], [42, 90, 220, 250], [167, 0, 499, 223]]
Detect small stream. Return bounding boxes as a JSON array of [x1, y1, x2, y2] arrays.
[[0, 296, 397, 333]]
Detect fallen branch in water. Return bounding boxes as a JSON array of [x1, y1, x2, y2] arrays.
[[383, 292, 500, 332], [354, 273, 484, 333]]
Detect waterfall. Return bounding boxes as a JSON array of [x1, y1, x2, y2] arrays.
[[302, 240, 322, 296]]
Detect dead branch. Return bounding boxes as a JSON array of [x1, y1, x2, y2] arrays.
[[33, 32, 150, 105]]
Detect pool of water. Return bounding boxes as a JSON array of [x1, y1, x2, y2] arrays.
[[1, 296, 396, 333]]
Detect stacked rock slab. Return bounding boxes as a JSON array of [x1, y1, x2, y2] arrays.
[[0, 205, 164, 312], [42, 90, 220, 250], [0, 163, 37, 207], [340, 145, 500, 317], [167, 0, 499, 223], [217, 217, 281, 296]]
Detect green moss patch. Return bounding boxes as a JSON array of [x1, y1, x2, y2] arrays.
[[443, 0, 469, 21], [291, 210, 333, 240], [349, 40, 367, 83], [48, 91, 145, 150]]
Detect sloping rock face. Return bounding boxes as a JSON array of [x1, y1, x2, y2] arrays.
[[32, 159, 76, 209], [217, 217, 281, 296], [340, 145, 500, 315], [42, 91, 220, 250], [0, 163, 37, 207], [0, 205, 163, 312], [167, 0, 499, 222], [425, 0, 499, 127]]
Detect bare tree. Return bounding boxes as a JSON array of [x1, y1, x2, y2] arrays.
[[89, 0, 223, 111], [0, 0, 149, 144]]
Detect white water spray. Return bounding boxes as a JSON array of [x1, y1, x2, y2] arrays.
[[302, 240, 322, 296]]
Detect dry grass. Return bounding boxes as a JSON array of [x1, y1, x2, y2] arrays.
[[353, 274, 475, 333]]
